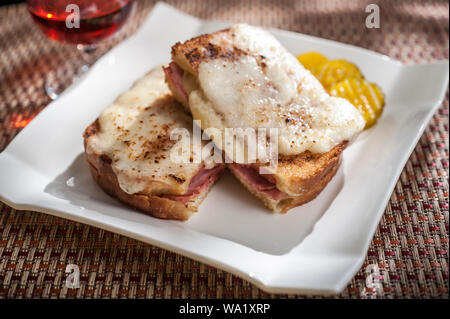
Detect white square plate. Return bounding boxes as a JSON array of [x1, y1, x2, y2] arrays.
[[0, 3, 448, 295]]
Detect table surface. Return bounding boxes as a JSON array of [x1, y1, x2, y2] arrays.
[[0, 0, 448, 299]]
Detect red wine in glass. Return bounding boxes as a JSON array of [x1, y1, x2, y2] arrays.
[[28, 0, 134, 45], [27, 0, 135, 99]]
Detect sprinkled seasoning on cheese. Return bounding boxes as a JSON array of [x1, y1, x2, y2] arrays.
[[86, 67, 203, 195], [195, 24, 365, 155]]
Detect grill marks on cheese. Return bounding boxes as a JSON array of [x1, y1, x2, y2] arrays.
[[86, 68, 203, 196], [185, 24, 365, 155]]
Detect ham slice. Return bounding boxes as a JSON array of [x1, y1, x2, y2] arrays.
[[163, 64, 225, 204], [164, 63, 189, 105], [229, 163, 287, 201], [163, 165, 224, 204]]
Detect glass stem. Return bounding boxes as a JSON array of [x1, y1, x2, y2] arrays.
[[77, 44, 98, 71], [45, 44, 97, 100]]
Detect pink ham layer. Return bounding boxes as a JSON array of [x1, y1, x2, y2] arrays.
[[163, 165, 224, 204], [164, 62, 288, 201], [164, 62, 189, 105], [228, 164, 287, 201]]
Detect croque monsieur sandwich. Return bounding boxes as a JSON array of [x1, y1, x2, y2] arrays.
[[164, 24, 366, 213], [84, 67, 224, 221]]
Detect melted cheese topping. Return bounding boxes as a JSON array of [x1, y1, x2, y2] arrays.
[[86, 67, 203, 195], [194, 24, 365, 156]]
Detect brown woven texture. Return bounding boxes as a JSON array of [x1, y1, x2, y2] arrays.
[[0, 0, 448, 299]]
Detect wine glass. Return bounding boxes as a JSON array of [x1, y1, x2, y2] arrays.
[[27, 0, 135, 99]]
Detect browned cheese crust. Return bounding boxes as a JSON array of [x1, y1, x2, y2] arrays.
[[171, 28, 246, 76]]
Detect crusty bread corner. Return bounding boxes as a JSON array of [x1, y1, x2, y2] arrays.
[[83, 121, 209, 221], [272, 142, 347, 195], [171, 28, 236, 77], [227, 146, 343, 213]]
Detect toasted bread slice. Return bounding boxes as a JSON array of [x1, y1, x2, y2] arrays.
[[83, 67, 223, 221]]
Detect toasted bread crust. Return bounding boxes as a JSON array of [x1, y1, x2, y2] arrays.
[[84, 121, 206, 221], [171, 28, 247, 76], [228, 149, 342, 213], [269, 142, 347, 195]]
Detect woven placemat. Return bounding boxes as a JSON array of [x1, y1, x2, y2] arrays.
[[0, 0, 448, 299]]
